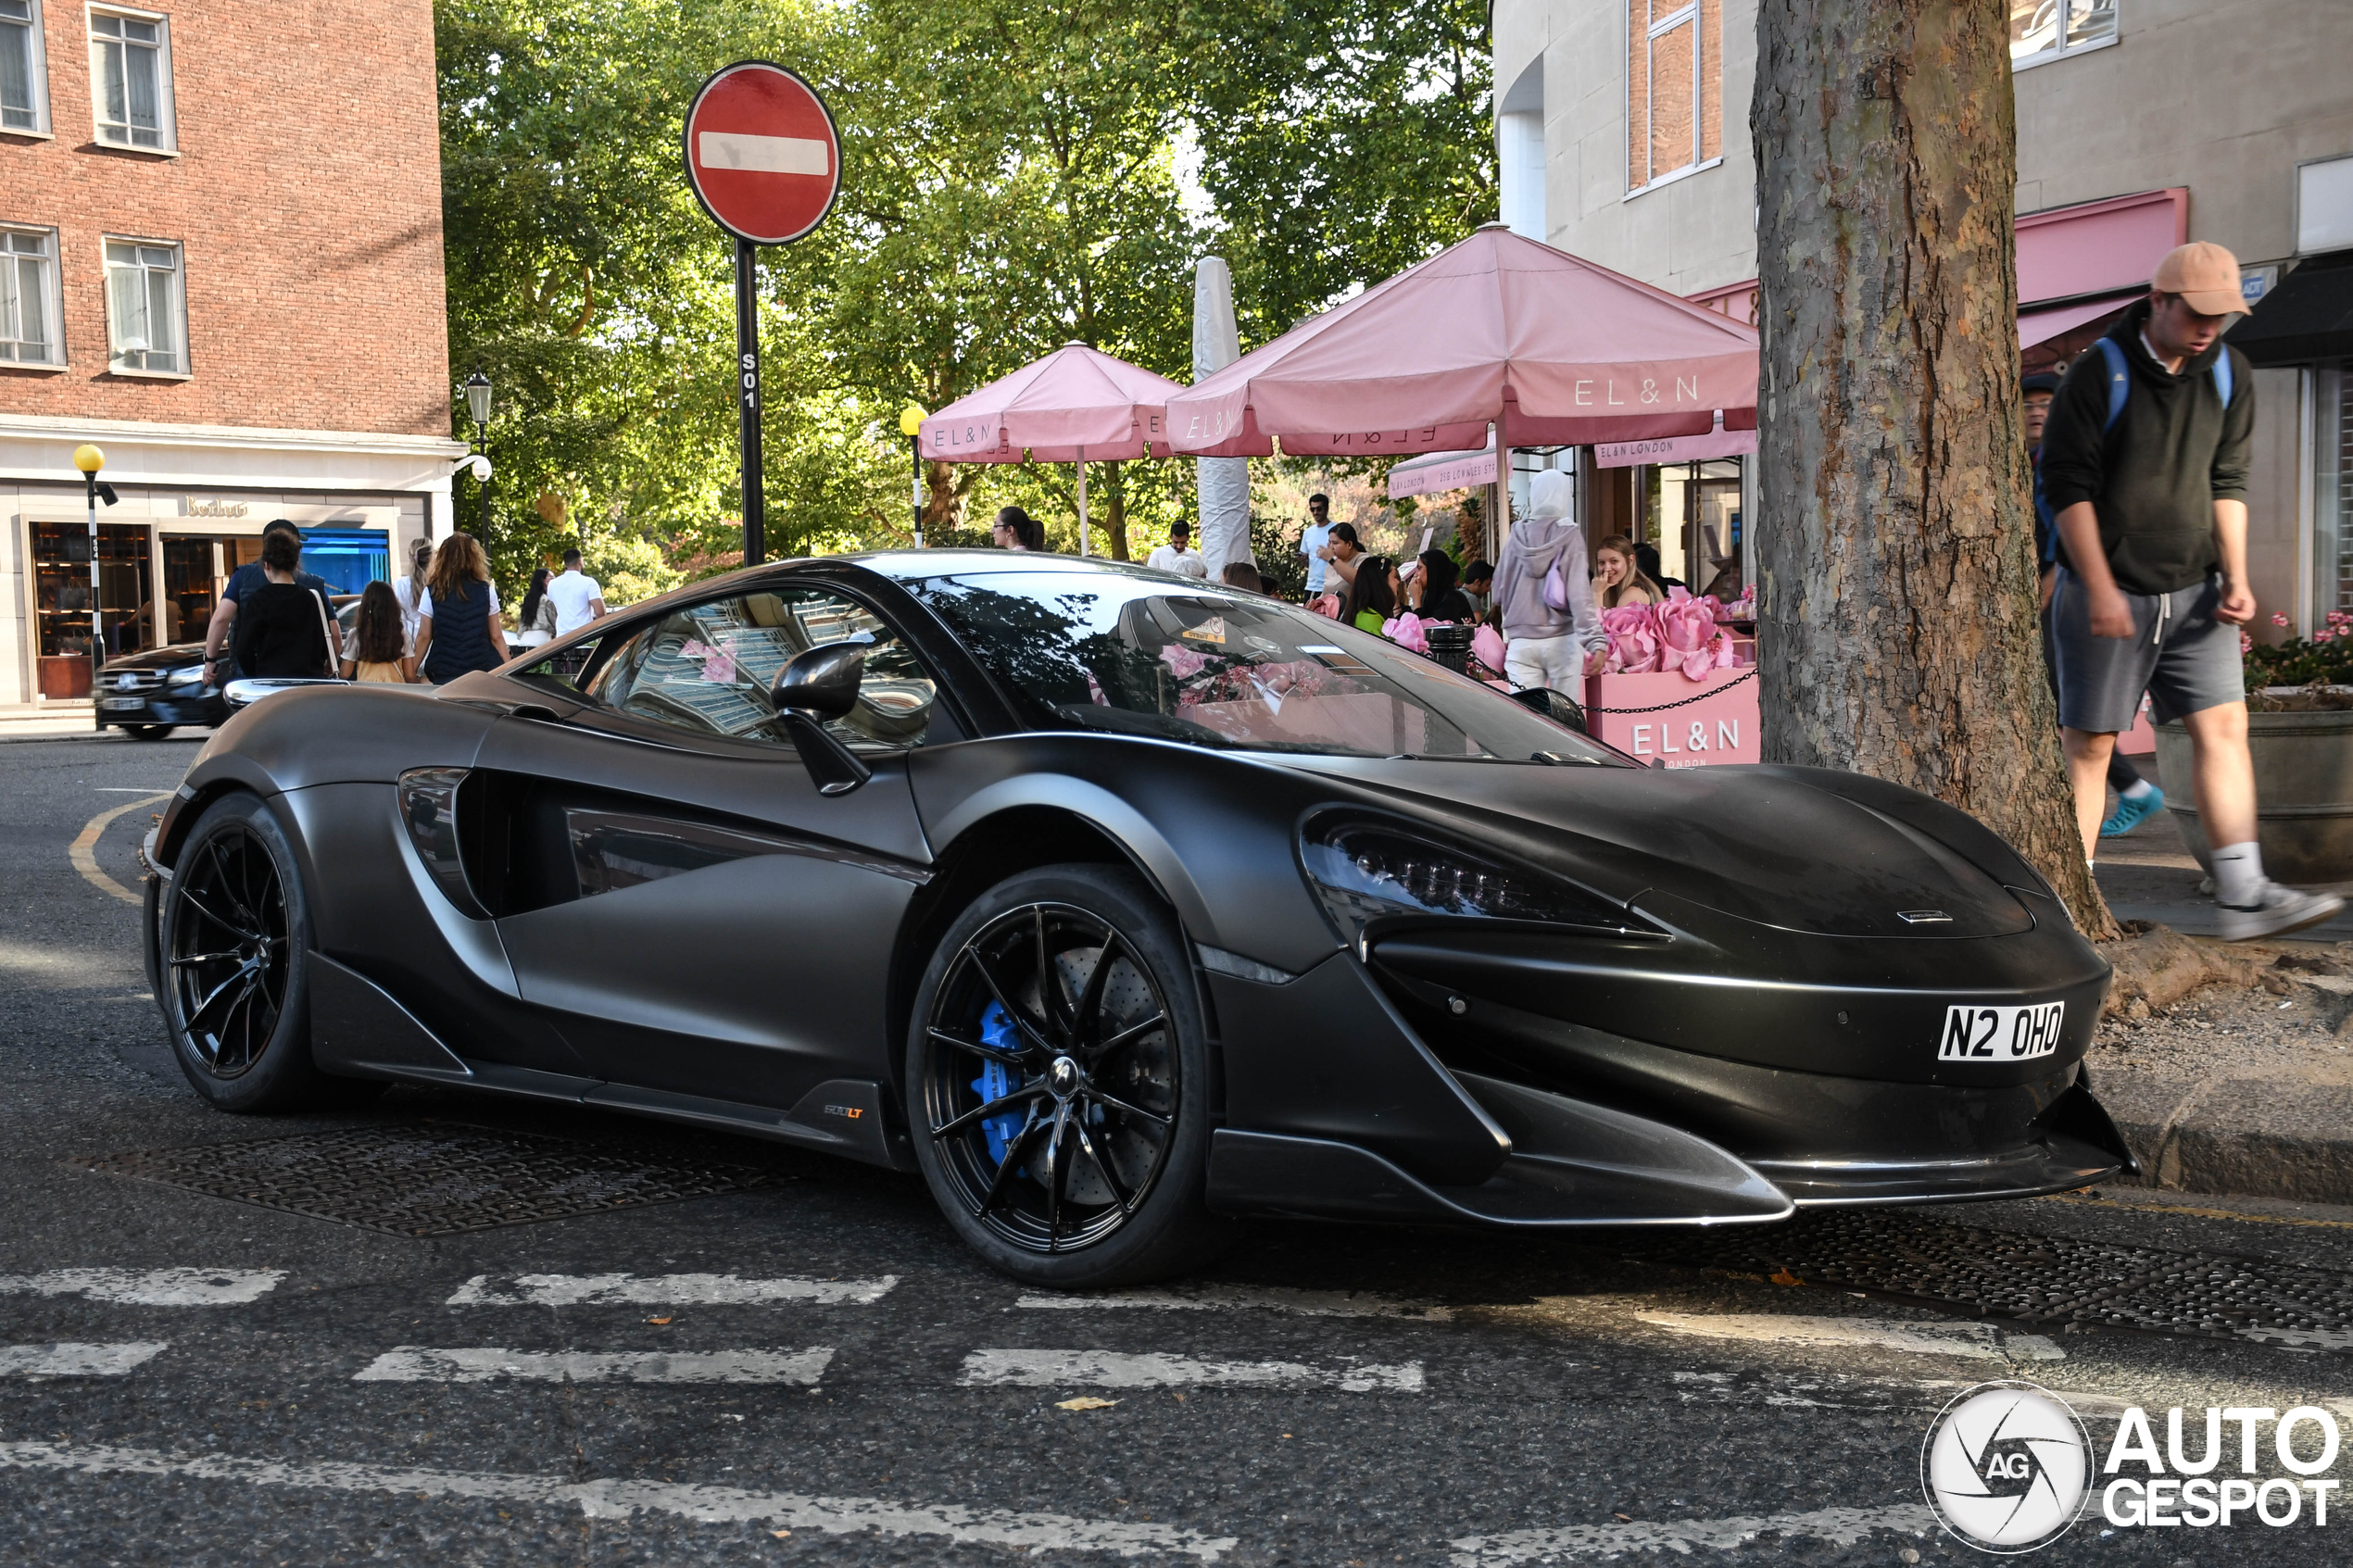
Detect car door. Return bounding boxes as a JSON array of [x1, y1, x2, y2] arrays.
[[468, 582, 952, 1111]]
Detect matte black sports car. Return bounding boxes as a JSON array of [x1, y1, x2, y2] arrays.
[[141, 552, 2133, 1285], [96, 643, 227, 738]]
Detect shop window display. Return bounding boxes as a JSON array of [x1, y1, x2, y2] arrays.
[[31, 521, 152, 697]]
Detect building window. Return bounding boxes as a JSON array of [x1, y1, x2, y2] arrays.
[[1627, 0, 1720, 194], [88, 6, 171, 149], [2, 0, 49, 133], [104, 238, 183, 372], [2009, 0, 2117, 68], [1, 225, 61, 363]]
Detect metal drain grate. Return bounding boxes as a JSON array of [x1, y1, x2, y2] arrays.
[[74, 1123, 781, 1237], [1633, 1209, 2353, 1349]]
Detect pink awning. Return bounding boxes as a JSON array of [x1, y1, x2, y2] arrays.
[[919, 343, 1185, 464], [2019, 293, 2136, 349], [2015, 189, 2186, 307], [1386, 443, 1500, 498], [1593, 421, 1759, 469], [1166, 225, 1758, 458]]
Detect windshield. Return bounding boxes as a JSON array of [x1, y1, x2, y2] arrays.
[[910, 570, 1624, 764]]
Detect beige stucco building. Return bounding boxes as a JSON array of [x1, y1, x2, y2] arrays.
[[1492, 0, 2353, 634]]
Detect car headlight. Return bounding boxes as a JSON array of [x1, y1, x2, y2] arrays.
[[165, 665, 205, 687], [1300, 817, 1648, 943]]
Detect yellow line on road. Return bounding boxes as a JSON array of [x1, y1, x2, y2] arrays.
[[71, 793, 170, 907]]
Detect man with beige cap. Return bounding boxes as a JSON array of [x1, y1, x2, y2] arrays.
[[2041, 241, 2343, 939]]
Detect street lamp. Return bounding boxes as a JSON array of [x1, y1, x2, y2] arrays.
[[460, 367, 492, 541], [899, 402, 927, 546], [72, 444, 118, 707]]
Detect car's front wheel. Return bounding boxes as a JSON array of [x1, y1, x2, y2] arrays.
[[158, 792, 376, 1111], [908, 863, 1226, 1286], [124, 723, 175, 740]]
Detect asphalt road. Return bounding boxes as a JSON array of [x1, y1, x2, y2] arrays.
[[6, 731, 2353, 1566]]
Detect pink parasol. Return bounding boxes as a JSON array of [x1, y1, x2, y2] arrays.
[[917, 343, 1185, 555], [1164, 224, 1758, 459]]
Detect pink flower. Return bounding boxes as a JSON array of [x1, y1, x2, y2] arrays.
[[2318, 628, 2337, 643], [1160, 644, 1209, 680], [1383, 612, 1428, 654], [2240, 632, 2255, 654], [2273, 612, 2292, 627], [1655, 590, 1736, 681], [1472, 623, 1506, 672], [1600, 602, 1664, 673]]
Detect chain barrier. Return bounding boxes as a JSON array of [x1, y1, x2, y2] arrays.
[[1578, 666, 1757, 715]]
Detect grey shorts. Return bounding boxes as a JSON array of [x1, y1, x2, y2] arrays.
[[2049, 569, 2243, 734]]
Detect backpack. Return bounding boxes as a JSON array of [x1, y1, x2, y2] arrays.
[[2093, 335, 2233, 433]]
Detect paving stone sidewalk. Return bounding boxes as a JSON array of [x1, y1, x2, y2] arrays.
[[2088, 754, 2353, 1205]]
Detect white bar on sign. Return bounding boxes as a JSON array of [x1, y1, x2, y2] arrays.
[[353, 1345, 835, 1385], [698, 132, 829, 176], [0, 1342, 170, 1378]]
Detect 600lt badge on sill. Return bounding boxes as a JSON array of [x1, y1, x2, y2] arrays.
[[1942, 1003, 2066, 1062]]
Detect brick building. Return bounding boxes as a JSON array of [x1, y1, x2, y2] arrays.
[[0, 0, 460, 706]]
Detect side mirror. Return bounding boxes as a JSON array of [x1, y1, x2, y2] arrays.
[[771, 640, 866, 719], [1510, 684, 1588, 734], [769, 641, 873, 796]]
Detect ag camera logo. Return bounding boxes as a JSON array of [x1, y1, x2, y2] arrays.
[[1921, 1381, 2093, 1552]]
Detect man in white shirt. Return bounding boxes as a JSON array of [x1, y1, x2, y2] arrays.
[[547, 549, 607, 636], [1146, 522, 1208, 579], [1295, 493, 1334, 596]]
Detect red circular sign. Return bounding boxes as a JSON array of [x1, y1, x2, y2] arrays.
[[683, 62, 841, 245]]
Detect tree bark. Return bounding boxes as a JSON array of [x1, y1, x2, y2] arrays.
[[1753, 0, 2114, 939]]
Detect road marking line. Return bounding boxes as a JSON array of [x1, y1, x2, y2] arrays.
[[0, 1269, 283, 1306], [1449, 1503, 1936, 1566], [1636, 1311, 2065, 1362], [447, 1273, 896, 1307], [353, 1346, 835, 1385], [70, 793, 169, 907], [960, 1348, 1424, 1392], [0, 1440, 1237, 1560], [0, 1343, 170, 1378], [1016, 1285, 1451, 1321]]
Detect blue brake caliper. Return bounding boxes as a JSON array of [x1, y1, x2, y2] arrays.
[[970, 1000, 1026, 1169]]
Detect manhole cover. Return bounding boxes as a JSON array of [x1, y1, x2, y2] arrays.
[[73, 1123, 780, 1237], [1633, 1208, 2353, 1350]]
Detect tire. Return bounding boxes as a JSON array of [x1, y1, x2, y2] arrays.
[[157, 792, 379, 1112], [125, 724, 175, 740], [907, 863, 1227, 1287]]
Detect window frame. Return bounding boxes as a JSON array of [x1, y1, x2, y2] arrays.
[[100, 233, 188, 378], [0, 222, 66, 368], [2008, 0, 2120, 73], [1, 0, 53, 138], [84, 2, 175, 153], [1623, 0, 1721, 200]]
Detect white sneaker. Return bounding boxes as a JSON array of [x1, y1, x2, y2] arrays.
[[2215, 882, 2346, 942]]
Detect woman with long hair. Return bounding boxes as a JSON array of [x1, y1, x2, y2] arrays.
[[409, 532, 508, 684], [1592, 533, 1662, 608], [340, 581, 410, 683], [1413, 549, 1477, 622], [992, 506, 1044, 551], [1346, 554, 1396, 633], [515, 567, 557, 649], [394, 537, 434, 654]]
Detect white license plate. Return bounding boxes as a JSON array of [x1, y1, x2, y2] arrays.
[[1939, 1002, 2065, 1061], [101, 696, 145, 710]]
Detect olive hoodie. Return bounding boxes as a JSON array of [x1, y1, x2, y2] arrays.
[[2037, 298, 2254, 596]]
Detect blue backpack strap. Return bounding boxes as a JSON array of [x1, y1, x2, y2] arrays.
[[2096, 337, 2130, 433], [2213, 347, 2233, 408]]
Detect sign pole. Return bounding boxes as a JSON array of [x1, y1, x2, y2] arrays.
[[736, 236, 765, 567]]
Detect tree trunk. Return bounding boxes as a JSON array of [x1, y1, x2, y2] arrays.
[[1102, 465, 1131, 561], [1752, 0, 2115, 940], [922, 457, 964, 534]]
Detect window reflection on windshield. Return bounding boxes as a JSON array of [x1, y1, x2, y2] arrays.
[[912, 571, 1622, 764]]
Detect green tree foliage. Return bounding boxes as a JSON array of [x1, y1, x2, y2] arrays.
[[434, 0, 1492, 599]]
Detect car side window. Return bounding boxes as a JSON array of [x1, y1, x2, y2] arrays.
[[583, 587, 946, 751]]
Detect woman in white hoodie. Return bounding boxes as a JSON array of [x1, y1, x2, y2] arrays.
[[1491, 469, 1599, 692]]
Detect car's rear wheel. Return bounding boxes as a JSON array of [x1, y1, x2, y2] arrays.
[[908, 863, 1226, 1286], [124, 724, 175, 740], [160, 792, 377, 1111]]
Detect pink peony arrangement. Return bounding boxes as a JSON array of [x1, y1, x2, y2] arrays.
[[1381, 612, 1429, 654], [1600, 588, 1743, 682]]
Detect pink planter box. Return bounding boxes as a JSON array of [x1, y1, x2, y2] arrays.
[[1582, 667, 1760, 767], [2117, 695, 2156, 757]]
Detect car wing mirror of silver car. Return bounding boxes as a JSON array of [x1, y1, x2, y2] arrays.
[[770, 642, 874, 797]]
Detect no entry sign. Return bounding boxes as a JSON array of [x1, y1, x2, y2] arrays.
[[683, 62, 841, 245]]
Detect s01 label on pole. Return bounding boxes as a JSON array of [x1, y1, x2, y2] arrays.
[[684, 61, 842, 567]]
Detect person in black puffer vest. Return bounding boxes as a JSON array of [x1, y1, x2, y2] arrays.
[[410, 531, 508, 684]]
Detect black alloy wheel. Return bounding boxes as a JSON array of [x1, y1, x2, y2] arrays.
[[910, 864, 1223, 1286], [158, 793, 373, 1112], [125, 723, 175, 740]]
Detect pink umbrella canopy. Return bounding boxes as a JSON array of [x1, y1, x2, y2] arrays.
[[1164, 225, 1759, 458], [919, 342, 1185, 464]]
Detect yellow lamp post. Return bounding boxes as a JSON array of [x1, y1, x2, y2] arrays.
[[72, 445, 117, 706], [899, 402, 927, 546]]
